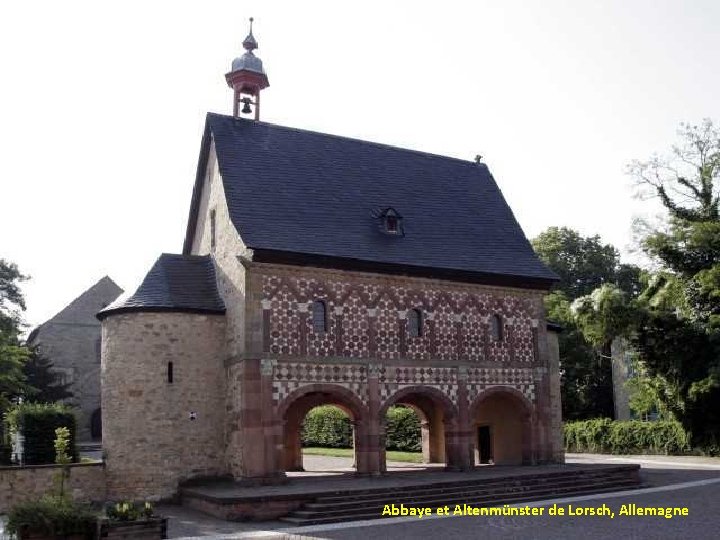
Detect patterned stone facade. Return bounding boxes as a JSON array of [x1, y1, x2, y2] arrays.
[[261, 272, 541, 365], [257, 267, 548, 418]]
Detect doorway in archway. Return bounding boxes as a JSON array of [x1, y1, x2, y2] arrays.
[[471, 389, 533, 466]]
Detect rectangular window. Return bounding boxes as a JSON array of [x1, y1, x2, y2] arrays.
[[532, 327, 539, 361], [210, 209, 217, 250]]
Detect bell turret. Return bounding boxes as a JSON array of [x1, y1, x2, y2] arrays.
[[226, 18, 269, 120]]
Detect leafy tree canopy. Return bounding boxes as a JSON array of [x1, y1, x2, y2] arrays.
[[0, 259, 31, 412], [626, 119, 720, 450]]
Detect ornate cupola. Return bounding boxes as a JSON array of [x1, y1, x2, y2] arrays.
[[226, 18, 269, 120]]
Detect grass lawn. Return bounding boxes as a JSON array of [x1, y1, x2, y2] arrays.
[[302, 447, 423, 463]]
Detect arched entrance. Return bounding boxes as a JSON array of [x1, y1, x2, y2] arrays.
[[470, 387, 534, 466], [277, 384, 372, 474], [379, 386, 461, 471]]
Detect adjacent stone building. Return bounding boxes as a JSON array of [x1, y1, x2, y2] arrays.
[[28, 276, 123, 441], [98, 23, 564, 500]]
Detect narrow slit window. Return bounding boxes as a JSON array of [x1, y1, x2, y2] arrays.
[[167, 362, 174, 384], [532, 327, 539, 360], [408, 308, 422, 338], [210, 209, 217, 250], [491, 314, 503, 342], [312, 300, 327, 334]]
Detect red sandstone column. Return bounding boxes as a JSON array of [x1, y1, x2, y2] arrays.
[[456, 366, 474, 470], [364, 363, 382, 475]]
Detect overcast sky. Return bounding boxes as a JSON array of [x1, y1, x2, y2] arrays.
[[1, 0, 719, 330]]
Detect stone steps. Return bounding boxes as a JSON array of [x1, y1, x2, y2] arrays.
[[279, 467, 641, 525]]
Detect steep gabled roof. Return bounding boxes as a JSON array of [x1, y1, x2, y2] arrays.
[[97, 254, 225, 320], [28, 276, 123, 342], [184, 113, 558, 289]]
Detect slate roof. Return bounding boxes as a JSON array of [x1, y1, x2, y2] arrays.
[[97, 254, 225, 320], [184, 114, 557, 289]]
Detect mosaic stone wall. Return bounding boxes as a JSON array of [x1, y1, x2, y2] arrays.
[[261, 272, 543, 365]]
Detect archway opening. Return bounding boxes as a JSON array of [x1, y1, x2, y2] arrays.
[[300, 405, 355, 472], [281, 390, 364, 475], [472, 390, 532, 466], [380, 388, 456, 472]]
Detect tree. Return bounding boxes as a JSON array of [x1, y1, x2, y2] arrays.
[[628, 119, 720, 450], [532, 227, 621, 299], [545, 291, 614, 420], [0, 258, 28, 341], [0, 259, 30, 411], [533, 228, 641, 420], [23, 346, 73, 404]]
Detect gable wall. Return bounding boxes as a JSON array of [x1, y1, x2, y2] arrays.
[[190, 139, 247, 359], [28, 277, 123, 441], [188, 139, 250, 474]]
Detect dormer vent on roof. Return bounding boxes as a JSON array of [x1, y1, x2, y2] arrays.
[[375, 207, 404, 236]]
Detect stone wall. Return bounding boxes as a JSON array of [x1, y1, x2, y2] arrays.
[[0, 463, 105, 513], [101, 312, 227, 500]]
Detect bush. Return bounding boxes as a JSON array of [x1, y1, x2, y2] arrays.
[[105, 500, 156, 521], [5, 403, 78, 465], [6, 495, 97, 538], [300, 405, 422, 451], [385, 406, 421, 452], [564, 419, 690, 455], [301, 406, 353, 448]]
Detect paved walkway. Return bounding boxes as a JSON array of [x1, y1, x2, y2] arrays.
[[164, 453, 720, 538]]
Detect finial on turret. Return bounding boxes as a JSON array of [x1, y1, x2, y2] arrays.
[[243, 17, 258, 52]]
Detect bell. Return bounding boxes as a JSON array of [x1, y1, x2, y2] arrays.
[[240, 98, 253, 114]]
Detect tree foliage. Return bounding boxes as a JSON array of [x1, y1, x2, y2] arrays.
[[532, 227, 635, 298], [23, 346, 73, 404], [0, 259, 30, 411], [533, 228, 640, 420], [626, 119, 720, 450]]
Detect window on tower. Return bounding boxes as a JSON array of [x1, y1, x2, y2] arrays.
[[210, 209, 217, 250]]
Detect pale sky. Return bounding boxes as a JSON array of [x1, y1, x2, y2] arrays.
[[1, 0, 718, 330]]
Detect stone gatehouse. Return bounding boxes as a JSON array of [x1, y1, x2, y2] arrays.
[[98, 23, 563, 500]]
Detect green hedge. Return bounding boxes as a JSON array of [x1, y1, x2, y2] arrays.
[[385, 406, 421, 452], [301, 405, 421, 451], [301, 406, 353, 448], [564, 419, 690, 455], [5, 403, 78, 465]]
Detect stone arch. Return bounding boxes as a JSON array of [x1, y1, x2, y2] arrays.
[[276, 383, 373, 474], [470, 386, 535, 466], [380, 385, 464, 471], [380, 385, 457, 420]]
